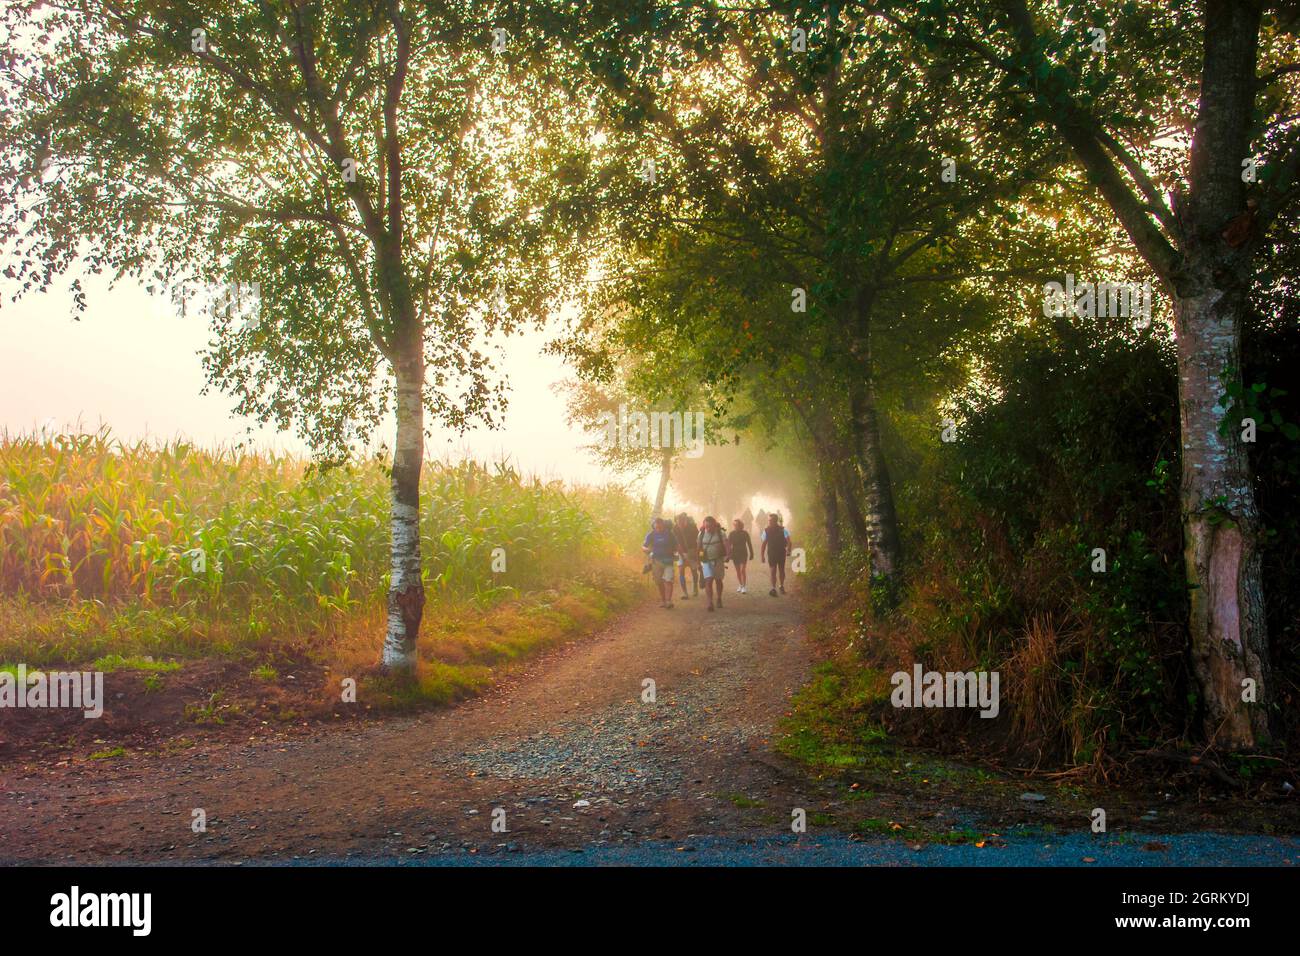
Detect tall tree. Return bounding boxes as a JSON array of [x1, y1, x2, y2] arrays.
[[0, 0, 592, 670], [863, 0, 1300, 746], [547, 1, 1076, 583]]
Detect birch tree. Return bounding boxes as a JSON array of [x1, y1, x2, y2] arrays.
[[0, 0, 593, 670]]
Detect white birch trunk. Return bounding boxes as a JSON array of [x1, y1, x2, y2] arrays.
[[381, 359, 426, 670]]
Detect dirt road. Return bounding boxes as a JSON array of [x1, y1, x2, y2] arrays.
[[6, 582, 1299, 866], [0, 584, 821, 862]]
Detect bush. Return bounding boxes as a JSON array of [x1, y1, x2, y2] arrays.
[[858, 317, 1195, 767]]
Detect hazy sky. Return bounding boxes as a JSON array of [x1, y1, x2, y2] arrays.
[[0, 270, 636, 489], [0, 271, 804, 522]]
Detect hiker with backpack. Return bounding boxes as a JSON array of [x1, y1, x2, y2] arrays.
[[673, 512, 701, 599], [697, 515, 729, 612], [728, 518, 754, 594], [760, 512, 791, 596], [642, 517, 679, 608]]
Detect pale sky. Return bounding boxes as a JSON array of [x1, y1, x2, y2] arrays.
[[0, 269, 803, 523], [0, 270, 649, 493]]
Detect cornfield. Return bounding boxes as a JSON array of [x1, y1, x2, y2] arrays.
[[0, 429, 648, 658]]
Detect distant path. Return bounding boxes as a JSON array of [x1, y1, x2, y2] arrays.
[[3, 581, 1297, 866]]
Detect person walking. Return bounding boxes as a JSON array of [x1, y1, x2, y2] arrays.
[[673, 512, 701, 599], [642, 517, 678, 608], [760, 512, 791, 596], [697, 515, 728, 612], [728, 518, 754, 593]]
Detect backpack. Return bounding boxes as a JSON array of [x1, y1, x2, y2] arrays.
[[699, 528, 726, 561]]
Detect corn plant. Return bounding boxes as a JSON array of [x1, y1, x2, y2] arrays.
[[1, 429, 649, 625]]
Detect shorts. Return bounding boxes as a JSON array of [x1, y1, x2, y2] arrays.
[[768, 552, 786, 567], [652, 559, 674, 582], [701, 561, 720, 579]]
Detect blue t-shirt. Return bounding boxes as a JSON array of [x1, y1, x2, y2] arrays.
[[644, 530, 675, 561]]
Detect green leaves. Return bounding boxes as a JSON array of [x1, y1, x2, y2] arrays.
[[1217, 370, 1299, 442], [2, 0, 596, 461]]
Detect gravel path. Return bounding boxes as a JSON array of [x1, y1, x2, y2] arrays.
[[0, 583, 816, 862], [4, 582, 1296, 867]]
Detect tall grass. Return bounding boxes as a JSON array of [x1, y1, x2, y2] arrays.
[[0, 429, 648, 664]]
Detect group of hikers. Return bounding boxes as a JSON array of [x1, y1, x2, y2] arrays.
[[641, 509, 792, 611]]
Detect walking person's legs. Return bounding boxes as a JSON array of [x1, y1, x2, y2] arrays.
[[654, 560, 675, 607]]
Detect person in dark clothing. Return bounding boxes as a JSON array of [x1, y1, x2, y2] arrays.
[[759, 513, 791, 596], [673, 512, 701, 598], [728, 519, 754, 593]]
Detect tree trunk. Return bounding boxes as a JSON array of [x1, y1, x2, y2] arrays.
[[381, 354, 426, 670], [987, 0, 1273, 748], [653, 449, 672, 517], [800, 405, 868, 552], [818, 459, 842, 556], [848, 375, 902, 579], [1170, 0, 1270, 746], [834, 462, 871, 551], [1173, 280, 1269, 747]]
